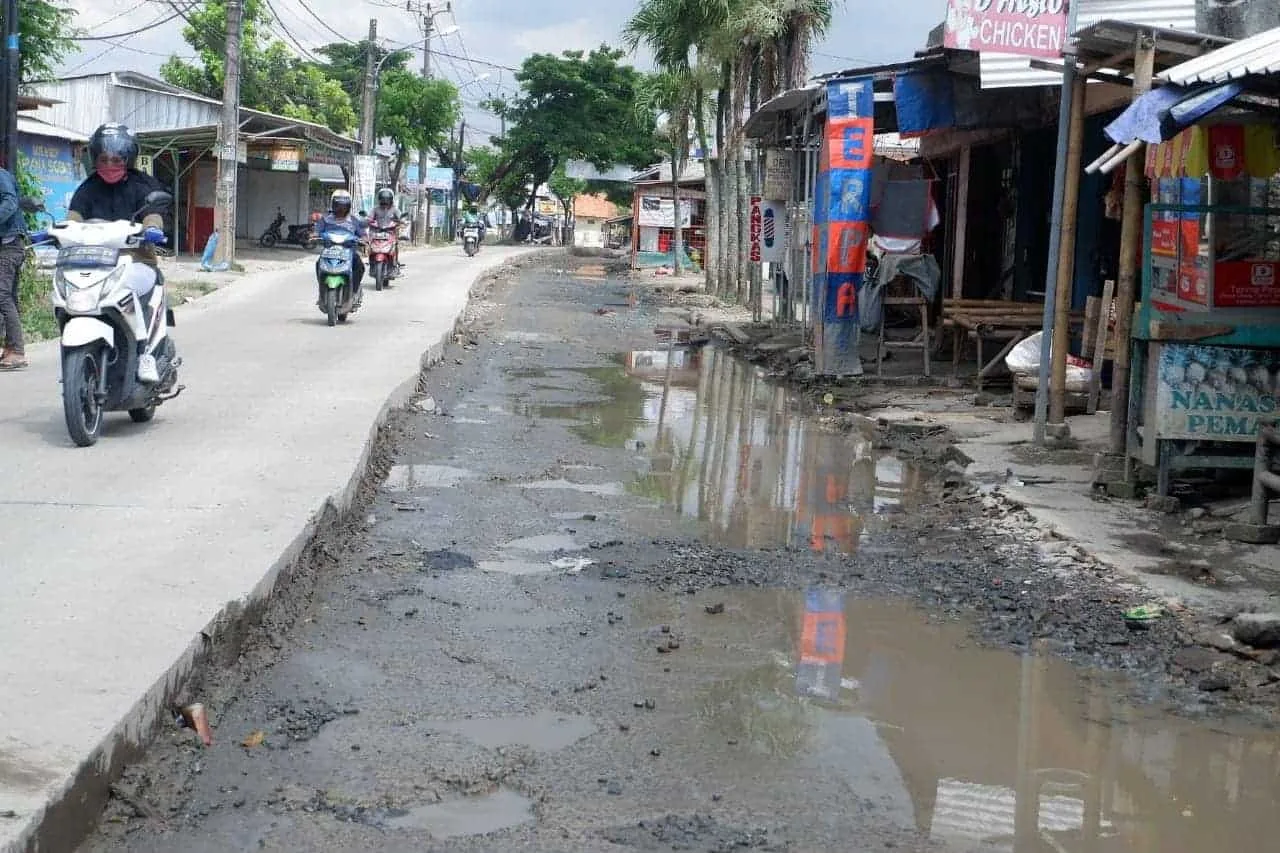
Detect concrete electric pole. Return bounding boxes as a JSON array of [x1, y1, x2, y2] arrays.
[[215, 0, 243, 267], [360, 18, 377, 155], [413, 1, 451, 244]]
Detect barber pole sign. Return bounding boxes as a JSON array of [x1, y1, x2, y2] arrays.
[[749, 196, 763, 263]]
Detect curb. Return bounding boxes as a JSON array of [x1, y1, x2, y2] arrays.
[[5, 248, 546, 853]]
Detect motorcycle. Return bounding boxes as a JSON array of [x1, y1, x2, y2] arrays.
[[258, 207, 318, 250], [25, 191, 183, 448], [367, 225, 399, 291], [461, 223, 481, 257], [315, 228, 363, 326]]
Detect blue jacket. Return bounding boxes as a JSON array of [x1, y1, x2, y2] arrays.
[[0, 168, 26, 242], [317, 212, 365, 240]]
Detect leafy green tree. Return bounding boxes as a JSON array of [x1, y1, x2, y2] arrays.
[[465, 145, 526, 213], [482, 46, 660, 211], [314, 40, 410, 107], [547, 163, 586, 221], [4, 1, 78, 84], [375, 71, 459, 187], [161, 0, 355, 132]]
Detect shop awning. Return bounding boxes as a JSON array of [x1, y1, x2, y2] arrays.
[[1159, 25, 1280, 87], [742, 85, 821, 139]]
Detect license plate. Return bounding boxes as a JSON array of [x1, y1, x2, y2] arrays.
[[321, 246, 347, 259], [464, 229, 479, 237]]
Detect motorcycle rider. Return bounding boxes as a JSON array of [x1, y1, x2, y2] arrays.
[[368, 187, 403, 275], [65, 123, 170, 384], [315, 189, 367, 298], [460, 204, 484, 243]]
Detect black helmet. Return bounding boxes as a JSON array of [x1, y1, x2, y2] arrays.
[[88, 123, 139, 168], [377, 187, 394, 205]]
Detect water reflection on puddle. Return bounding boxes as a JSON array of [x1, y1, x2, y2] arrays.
[[507, 346, 923, 552], [660, 587, 1280, 852], [385, 788, 534, 837], [384, 465, 477, 490]]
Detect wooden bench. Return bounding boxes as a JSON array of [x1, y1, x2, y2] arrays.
[[941, 299, 1086, 391]]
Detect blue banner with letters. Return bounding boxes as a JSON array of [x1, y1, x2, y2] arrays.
[[18, 133, 84, 223]]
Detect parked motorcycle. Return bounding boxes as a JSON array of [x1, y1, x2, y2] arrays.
[[258, 207, 317, 249], [367, 225, 399, 290], [25, 191, 184, 447], [316, 228, 362, 326], [462, 223, 481, 257]]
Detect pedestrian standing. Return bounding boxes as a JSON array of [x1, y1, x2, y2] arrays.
[[0, 163, 27, 370]]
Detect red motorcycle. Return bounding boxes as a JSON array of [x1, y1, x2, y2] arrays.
[[367, 225, 399, 291]]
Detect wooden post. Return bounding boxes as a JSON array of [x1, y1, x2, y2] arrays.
[[1109, 33, 1156, 455], [951, 145, 971, 300], [1049, 73, 1086, 424], [1087, 279, 1114, 413]]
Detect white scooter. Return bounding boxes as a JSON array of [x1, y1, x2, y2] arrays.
[[26, 191, 184, 447]]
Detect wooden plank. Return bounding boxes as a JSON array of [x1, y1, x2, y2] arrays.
[[1149, 320, 1235, 341], [1087, 279, 1114, 414], [950, 145, 971, 300]]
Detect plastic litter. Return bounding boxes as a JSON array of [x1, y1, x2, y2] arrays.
[[1004, 331, 1094, 392]]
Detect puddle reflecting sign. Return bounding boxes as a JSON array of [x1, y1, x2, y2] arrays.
[[797, 588, 846, 699]]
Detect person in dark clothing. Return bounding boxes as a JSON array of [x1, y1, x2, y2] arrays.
[[66, 123, 169, 383], [0, 165, 27, 370]]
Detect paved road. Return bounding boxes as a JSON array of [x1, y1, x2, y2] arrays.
[[0, 243, 533, 850]]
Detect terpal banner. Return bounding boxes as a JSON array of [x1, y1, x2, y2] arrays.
[[943, 0, 1068, 60]]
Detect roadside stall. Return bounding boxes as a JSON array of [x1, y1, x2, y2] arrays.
[[1121, 118, 1280, 495]]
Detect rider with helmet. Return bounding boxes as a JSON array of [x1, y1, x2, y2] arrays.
[[66, 123, 170, 384], [368, 187, 403, 275], [315, 189, 367, 297], [460, 204, 485, 242]]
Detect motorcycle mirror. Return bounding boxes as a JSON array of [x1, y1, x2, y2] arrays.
[[19, 197, 45, 213], [145, 190, 173, 207]]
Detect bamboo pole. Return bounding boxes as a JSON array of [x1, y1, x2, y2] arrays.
[[1109, 33, 1156, 455], [1050, 72, 1087, 424]]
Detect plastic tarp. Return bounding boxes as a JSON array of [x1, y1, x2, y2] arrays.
[[892, 70, 955, 137], [1104, 82, 1244, 144]]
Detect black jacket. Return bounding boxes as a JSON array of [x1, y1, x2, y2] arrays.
[[67, 169, 168, 265], [68, 169, 166, 225]]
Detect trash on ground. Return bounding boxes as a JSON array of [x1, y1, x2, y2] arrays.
[[241, 730, 265, 749], [550, 556, 596, 572], [179, 703, 214, 747]]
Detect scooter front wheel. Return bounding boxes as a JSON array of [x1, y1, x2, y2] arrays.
[[325, 289, 338, 327], [259, 232, 278, 249], [62, 346, 105, 447]]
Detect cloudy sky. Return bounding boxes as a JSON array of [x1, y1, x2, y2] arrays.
[[55, 0, 943, 148]]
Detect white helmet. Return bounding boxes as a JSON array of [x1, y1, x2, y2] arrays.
[[330, 189, 353, 215]]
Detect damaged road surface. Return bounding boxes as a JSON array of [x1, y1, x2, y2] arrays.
[[81, 260, 1280, 852]]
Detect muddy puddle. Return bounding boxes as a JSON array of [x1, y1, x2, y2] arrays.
[[510, 345, 925, 552], [653, 586, 1280, 851]]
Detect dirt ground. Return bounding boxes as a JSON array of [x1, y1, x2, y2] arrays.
[[77, 255, 1280, 853]]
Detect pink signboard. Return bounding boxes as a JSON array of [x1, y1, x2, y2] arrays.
[[944, 0, 1069, 59]]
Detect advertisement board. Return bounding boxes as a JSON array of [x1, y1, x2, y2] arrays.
[[1154, 343, 1280, 442], [749, 197, 786, 264], [637, 196, 692, 228], [943, 0, 1068, 59]]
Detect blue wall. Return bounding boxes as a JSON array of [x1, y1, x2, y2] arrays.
[[18, 132, 84, 223]]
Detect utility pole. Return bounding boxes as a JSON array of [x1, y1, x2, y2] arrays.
[[2, 0, 20, 172], [360, 19, 377, 155], [414, 2, 436, 244], [215, 0, 243, 267], [450, 119, 464, 241]]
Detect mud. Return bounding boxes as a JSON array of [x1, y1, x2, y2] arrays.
[[78, 255, 1280, 853]]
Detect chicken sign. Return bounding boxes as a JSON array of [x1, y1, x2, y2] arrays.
[[943, 0, 1069, 60]]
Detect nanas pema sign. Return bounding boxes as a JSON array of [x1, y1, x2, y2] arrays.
[[944, 0, 1069, 59]]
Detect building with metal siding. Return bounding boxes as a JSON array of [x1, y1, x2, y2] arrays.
[[24, 72, 359, 253]]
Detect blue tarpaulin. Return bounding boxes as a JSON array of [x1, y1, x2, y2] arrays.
[[892, 71, 955, 137], [1104, 82, 1244, 144]]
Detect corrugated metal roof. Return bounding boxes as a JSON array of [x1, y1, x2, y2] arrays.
[[17, 115, 88, 142], [979, 0, 1198, 88], [1159, 25, 1280, 84]]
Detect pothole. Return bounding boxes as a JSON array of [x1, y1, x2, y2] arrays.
[[516, 479, 625, 497], [430, 710, 596, 751], [384, 788, 535, 838], [501, 533, 582, 552], [384, 465, 477, 490]]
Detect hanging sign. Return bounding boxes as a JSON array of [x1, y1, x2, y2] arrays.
[[135, 154, 154, 175], [943, 0, 1069, 60], [749, 197, 785, 264], [762, 149, 792, 201], [749, 196, 763, 262]]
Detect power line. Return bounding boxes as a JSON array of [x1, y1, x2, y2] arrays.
[[288, 0, 356, 45], [73, 6, 190, 41]]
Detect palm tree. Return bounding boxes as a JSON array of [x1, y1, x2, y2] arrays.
[[624, 0, 729, 290], [636, 70, 699, 277]]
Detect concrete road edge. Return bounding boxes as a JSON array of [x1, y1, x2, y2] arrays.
[[5, 249, 544, 853]]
